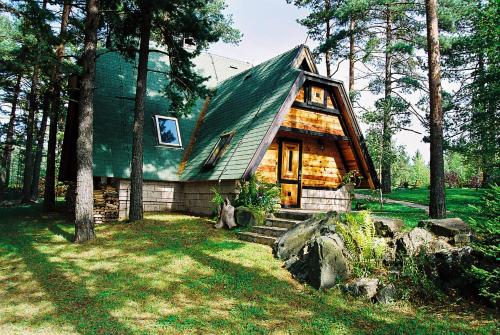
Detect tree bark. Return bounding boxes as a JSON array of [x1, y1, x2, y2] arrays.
[[324, 0, 331, 77], [21, 68, 39, 203], [0, 74, 21, 197], [128, 4, 152, 221], [31, 91, 49, 200], [425, 0, 446, 218], [74, 0, 99, 243], [381, 6, 392, 194], [348, 15, 355, 92], [44, 2, 72, 212]]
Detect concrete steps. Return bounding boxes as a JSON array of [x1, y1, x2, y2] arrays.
[[237, 209, 314, 246]]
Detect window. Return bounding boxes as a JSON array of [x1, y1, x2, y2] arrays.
[[203, 132, 235, 169], [155, 115, 182, 147]]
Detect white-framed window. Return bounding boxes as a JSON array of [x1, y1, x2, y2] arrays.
[[154, 115, 182, 147]]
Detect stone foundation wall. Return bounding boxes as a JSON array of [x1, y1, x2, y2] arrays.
[[118, 180, 184, 219], [183, 180, 239, 216], [301, 185, 353, 212], [117, 179, 238, 219]]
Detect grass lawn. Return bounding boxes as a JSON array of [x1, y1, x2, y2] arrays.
[[0, 204, 497, 335], [352, 201, 429, 229], [355, 188, 487, 224]]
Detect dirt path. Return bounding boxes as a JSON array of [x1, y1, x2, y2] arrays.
[[355, 193, 429, 213]]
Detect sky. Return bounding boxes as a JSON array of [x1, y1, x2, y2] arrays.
[[208, 0, 430, 162]]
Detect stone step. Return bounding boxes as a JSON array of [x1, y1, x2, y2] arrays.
[[252, 225, 288, 238], [265, 217, 302, 229], [237, 232, 276, 246], [274, 210, 313, 221]]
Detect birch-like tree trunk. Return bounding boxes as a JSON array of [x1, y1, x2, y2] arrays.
[[75, 0, 99, 242], [31, 92, 49, 200], [128, 3, 152, 221], [348, 16, 355, 92], [381, 6, 392, 194], [425, 0, 446, 218], [0, 74, 21, 196]]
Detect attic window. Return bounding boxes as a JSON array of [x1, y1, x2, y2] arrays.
[[203, 132, 235, 169], [155, 115, 182, 147]]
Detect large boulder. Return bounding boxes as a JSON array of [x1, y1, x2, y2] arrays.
[[374, 283, 396, 304], [418, 218, 471, 240], [373, 216, 404, 238], [430, 246, 473, 290], [344, 278, 379, 300], [396, 227, 435, 256], [307, 234, 350, 290], [234, 206, 264, 227], [273, 211, 339, 261]]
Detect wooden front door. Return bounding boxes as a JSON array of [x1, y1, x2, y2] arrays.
[[278, 139, 302, 208]]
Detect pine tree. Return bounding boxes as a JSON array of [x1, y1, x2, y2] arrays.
[[425, 0, 446, 218], [74, 0, 99, 243], [108, 0, 240, 221]]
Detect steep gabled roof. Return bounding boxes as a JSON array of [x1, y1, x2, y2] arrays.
[[180, 45, 379, 189], [88, 50, 251, 182], [180, 45, 307, 181]]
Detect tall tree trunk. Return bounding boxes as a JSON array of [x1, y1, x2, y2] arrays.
[[128, 4, 152, 221], [31, 92, 49, 200], [324, 0, 331, 77], [21, 68, 39, 203], [349, 15, 355, 92], [44, 2, 72, 212], [381, 6, 392, 194], [425, 0, 446, 218], [75, 0, 99, 243], [0, 74, 21, 197]]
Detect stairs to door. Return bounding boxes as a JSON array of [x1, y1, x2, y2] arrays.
[[237, 210, 314, 246]]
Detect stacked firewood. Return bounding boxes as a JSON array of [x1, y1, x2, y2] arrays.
[[93, 185, 119, 223]]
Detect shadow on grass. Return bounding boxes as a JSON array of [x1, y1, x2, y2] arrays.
[[0, 205, 495, 334], [5, 230, 137, 335]]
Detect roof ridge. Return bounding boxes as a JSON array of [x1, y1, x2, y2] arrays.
[[214, 44, 304, 87]]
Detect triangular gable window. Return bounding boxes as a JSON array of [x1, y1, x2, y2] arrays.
[[203, 132, 235, 169]]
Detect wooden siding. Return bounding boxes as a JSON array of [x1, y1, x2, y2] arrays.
[[256, 139, 279, 183], [282, 107, 344, 136], [256, 132, 348, 188]]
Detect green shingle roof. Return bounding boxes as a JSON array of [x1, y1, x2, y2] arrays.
[[92, 50, 251, 181], [180, 45, 303, 181]]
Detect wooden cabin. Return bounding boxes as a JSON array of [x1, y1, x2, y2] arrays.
[[60, 45, 378, 220]]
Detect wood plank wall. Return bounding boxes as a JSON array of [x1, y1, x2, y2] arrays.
[[256, 132, 347, 188]]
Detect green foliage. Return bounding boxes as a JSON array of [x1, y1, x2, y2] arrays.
[[394, 253, 444, 302], [334, 211, 386, 277], [107, 0, 241, 115], [467, 184, 500, 306], [210, 186, 225, 211], [234, 175, 280, 214], [409, 150, 429, 187]]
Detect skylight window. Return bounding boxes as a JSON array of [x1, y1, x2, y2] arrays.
[[203, 132, 235, 169], [155, 115, 182, 147]]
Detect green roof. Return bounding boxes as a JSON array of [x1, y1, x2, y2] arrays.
[[180, 46, 303, 181], [92, 50, 251, 181]]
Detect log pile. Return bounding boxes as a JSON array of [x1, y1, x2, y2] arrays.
[[93, 185, 119, 223]]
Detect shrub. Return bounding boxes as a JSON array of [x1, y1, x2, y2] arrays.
[[444, 171, 460, 188], [394, 252, 444, 302], [334, 211, 386, 277], [210, 187, 225, 212], [234, 175, 280, 214], [467, 184, 500, 307]]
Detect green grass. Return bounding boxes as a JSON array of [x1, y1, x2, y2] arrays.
[[0, 203, 497, 334], [355, 188, 487, 225], [353, 201, 428, 229]]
